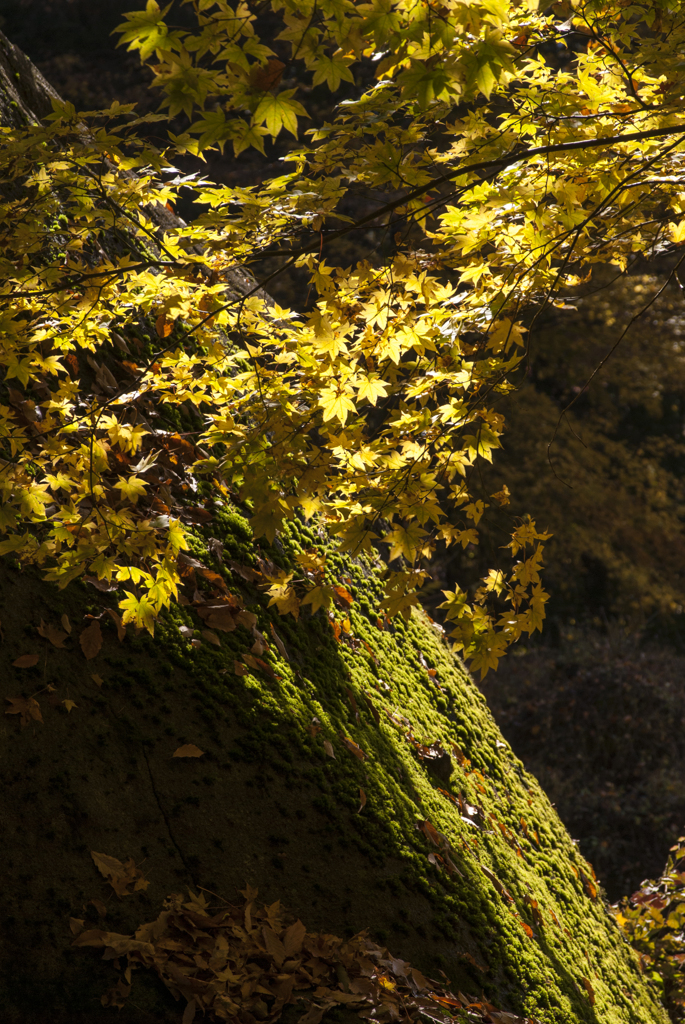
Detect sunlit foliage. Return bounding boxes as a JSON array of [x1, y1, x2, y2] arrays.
[[2, 0, 685, 673]]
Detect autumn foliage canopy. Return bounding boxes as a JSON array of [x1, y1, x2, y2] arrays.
[[2, 0, 685, 674]]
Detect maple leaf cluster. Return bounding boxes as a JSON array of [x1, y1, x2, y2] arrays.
[[614, 837, 685, 1021], [2, 0, 685, 671]]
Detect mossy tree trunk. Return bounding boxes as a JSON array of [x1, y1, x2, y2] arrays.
[[0, 32, 669, 1024]]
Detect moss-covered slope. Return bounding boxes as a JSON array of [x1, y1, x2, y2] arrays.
[[0, 506, 667, 1024]]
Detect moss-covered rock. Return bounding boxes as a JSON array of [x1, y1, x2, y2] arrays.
[[0, 507, 667, 1024]]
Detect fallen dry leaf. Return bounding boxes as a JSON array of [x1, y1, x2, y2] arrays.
[[417, 819, 442, 847], [80, 620, 103, 660], [580, 978, 595, 1006], [91, 850, 149, 897], [480, 864, 513, 902], [5, 695, 43, 727], [105, 607, 126, 642], [62, 699, 78, 713], [38, 618, 68, 648], [182, 999, 197, 1024], [269, 623, 289, 660], [91, 673, 104, 687], [13, 654, 39, 668], [363, 694, 381, 726], [340, 735, 368, 761], [84, 575, 117, 592], [173, 744, 205, 758], [90, 898, 107, 918], [197, 603, 238, 633], [102, 978, 132, 1010], [234, 661, 247, 676], [198, 566, 226, 589], [243, 652, 278, 678], [61, 613, 72, 634], [346, 687, 360, 721], [201, 630, 221, 647], [323, 740, 336, 759], [155, 313, 173, 338], [333, 584, 354, 608], [360, 639, 378, 663], [228, 560, 262, 583], [358, 788, 367, 813]]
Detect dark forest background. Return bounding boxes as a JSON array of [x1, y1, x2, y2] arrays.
[[6, 0, 685, 902]]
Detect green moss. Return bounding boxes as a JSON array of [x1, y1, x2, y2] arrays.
[[0, 508, 669, 1024]]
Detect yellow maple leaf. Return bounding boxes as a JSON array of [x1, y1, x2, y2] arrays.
[[266, 577, 300, 618], [671, 220, 685, 244], [319, 386, 356, 426], [119, 592, 157, 635], [301, 584, 334, 613], [114, 474, 147, 504], [356, 375, 389, 406], [386, 521, 428, 562]]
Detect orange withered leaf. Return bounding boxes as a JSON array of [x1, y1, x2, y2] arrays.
[[333, 584, 354, 608], [38, 618, 68, 648], [581, 977, 595, 1005], [5, 695, 43, 726], [155, 313, 173, 338], [91, 850, 149, 897], [249, 58, 286, 92], [340, 735, 368, 761], [269, 623, 289, 660], [262, 925, 286, 966], [173, 744, 205, 758], [105, 608, 126, 641], [13, 654, 39, 668], [282, 919, 306, 956], [580, 871, 598, 900]]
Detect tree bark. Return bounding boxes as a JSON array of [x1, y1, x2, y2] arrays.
[[0, 31, 669, 1024]]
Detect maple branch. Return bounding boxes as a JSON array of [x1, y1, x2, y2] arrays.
[[235, 121, 685, 301]]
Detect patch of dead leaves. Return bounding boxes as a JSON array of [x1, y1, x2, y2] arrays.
[[73, 886, 538, 1024]]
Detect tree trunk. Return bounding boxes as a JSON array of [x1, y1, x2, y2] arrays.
[[0, 31, 668, 1024]]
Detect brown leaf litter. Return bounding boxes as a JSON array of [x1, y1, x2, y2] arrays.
[[73, 885, 538, 1024]]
